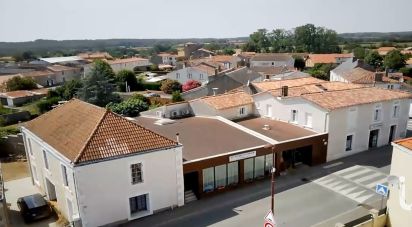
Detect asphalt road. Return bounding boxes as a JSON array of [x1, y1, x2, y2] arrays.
[[124, 145, 392, 227]]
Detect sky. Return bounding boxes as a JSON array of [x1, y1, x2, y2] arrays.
[[0, 0, 411, 42]]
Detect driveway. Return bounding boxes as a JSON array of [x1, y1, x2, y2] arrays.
[[5, 177, 58, 227]]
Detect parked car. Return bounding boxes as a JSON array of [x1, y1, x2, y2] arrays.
[[143, 92, 161, 98], [17, 193, 53, 223]]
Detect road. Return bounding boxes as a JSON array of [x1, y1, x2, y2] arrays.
[[124, 145, 392, 227]]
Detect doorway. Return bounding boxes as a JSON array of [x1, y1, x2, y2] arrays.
[[369, 129, 379, 148], [45, 178, 57, 201], [388, 125, 396, 144], [184, 172, 199, 197]]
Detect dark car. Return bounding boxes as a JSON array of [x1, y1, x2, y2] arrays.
[[143, 92, 161, 98], [17, 194, 53, 223]]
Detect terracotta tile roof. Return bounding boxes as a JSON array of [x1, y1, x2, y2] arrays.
[[252, 77, 324, 92], [378, 47, 396, 55], [394, 137, 412, 151], [302, 87, 412, 110], [0, 88, 49, 98], [158, 53, 177, 57], [191, 64, 216, 76], [24, 99, 178, 164], [78, 52, 113, 60], [268, 82, 364, 97], [211, 55, 237, 63], [107, 57, 150, 64], [47, 65, 79, 72], [20, 70, 54, 77], [198, 91, 253, 110], [251, 53, 293, 62], [307, 54, 353, 64], [340, 68, 398, 84]]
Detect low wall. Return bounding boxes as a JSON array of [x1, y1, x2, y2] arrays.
[[0, 111, 31, 125], [0, 133, 25, 158]]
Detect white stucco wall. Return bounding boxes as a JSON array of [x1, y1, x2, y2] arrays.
[[165, 67, 211, 85], [73, 147, 184, 227], [250, 59, 294, 68], [326, 99, 410, 161], [387, 144, 412, 227], [21, 128, 80, 223]]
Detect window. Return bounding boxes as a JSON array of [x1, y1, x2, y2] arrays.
[[393, 104, 400, 118], [254, 156, 265, 179], [373, 107, 382, 122], [291, 110, 298, 123], [305, 113, 312, 127], [215, 164, 227, 189], [346, 135, 353, 151], [61, 164, 69, 187], [188, 73, 192, 79], [243, 158, 254, 181], [227, 162, 238, 185], [32, 165, 39, 183], [176, 73, 180, 79], [271, 62, 274, 66], [27, 138, 33, 156], [129, 194, 148, 214], [239, 107, 246, 116], [200, 74, 203, 80], [43, 150, 49, 170], [256, 102, 260, 110], [202, 167, 214, 192], [131, 163, 143, 184], [264, 154, 274, 174], [266, 104, 272, 117]]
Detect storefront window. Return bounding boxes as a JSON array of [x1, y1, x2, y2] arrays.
[[227, 162, 238, 185], [254, 156, 265, 179], [215, 164, 227, 189], [244, 158, 254, 181], [202, 167, 214, 192], [265, 154, 274, 174]]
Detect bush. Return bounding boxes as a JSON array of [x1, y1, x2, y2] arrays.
[[4, 76, 37, 91], [400, 67, 412, 76], [116, 70, 141, 92], [36, 97, 60, 113], [141, 82, 162, 91], [106, 98, 149, 117], [131, 94, 149, 103], [172, 91, 184, 102], [160, 79, 182, 94], [182, 80, 201, 92], [0, 125, 20, 142]]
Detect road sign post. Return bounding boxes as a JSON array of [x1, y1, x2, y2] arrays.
[[375, 184, 389, 210]]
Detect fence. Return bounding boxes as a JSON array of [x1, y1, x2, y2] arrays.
[[0, 133, 25, 158]]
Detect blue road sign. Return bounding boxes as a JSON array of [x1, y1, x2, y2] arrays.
[[375, 184, 389, 197]]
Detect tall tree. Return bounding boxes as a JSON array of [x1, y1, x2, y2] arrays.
[[365, 51, 383, 69], [116, 70, 140, 92], [246, 29, 270, 53], [78, 60, 121, 107], [4, 76, 37, 91], [353, 47, 366, 59], [384, 50, 406, 70]]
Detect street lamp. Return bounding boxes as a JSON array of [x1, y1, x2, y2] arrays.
[[388, 175, 412, 211], [264, 144, 276, 215]]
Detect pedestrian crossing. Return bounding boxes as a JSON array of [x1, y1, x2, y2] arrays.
[[313, 165, 387, 204], [407, 119, 412, 130]]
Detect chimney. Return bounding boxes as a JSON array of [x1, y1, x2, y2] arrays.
[[176, 133, 180, 143], [375, 73, 383, 82], [281, 86, 289, 97], [263, 124, 271, 130]]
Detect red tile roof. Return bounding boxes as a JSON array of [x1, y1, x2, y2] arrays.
[[24, 99, 178, 164], [198, 91, 253, 110], [394, 137, 412, 151], [307, 54, 353, 64]]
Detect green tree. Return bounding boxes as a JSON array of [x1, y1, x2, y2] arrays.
[[78, 60, 121, 107], [106, 98, 149, 117], [160, 79, 182, 94], [36, 97, 60, 113], [244, 29, 270, 53], [293, 56, 306, 70], [116, 70, 140, 92], [353, 47, 366, 59], [384, 50, 406, 70], [4, 76, 37, 91], [22, 51, 35, 61], [55, 79, 83, 100], [172, 91, 184, 102], [268, 29, 294, 53], [364, 51, 383, 69], [222, 48, 235, 55], [294, 24, 340, 53]]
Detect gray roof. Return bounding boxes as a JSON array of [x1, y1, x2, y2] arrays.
[[251, 54, 294, 62], [332, 59, 374, 75]]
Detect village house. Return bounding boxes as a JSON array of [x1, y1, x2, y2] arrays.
[[251, 78, 411, 161], [165, 63, 217, 85], [21, 99, 184, 226], [377, 47, 397, 56], [83, 57, 151, 76], [156, 53, 178, 66], [0, 88, 48, 107], [305, 53, 353, 68], [250, 53, 295, 68]]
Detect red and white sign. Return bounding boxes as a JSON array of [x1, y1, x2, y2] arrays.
[[264, 210, 276, 227]]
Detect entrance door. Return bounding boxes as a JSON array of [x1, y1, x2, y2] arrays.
[[184, 172, 199, 196], [389, 125, 396, 144], [369, 129, 379, 148], [45, 178, 57, 201]]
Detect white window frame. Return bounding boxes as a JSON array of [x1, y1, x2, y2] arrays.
[[27, 138, 34, 156], [128, 193, 151, 219], [373, 104, 382, 122], [43, 150, 49, 170], [393, 101, 400, 118], [131, 162, 144, 185], [291, 110, 298, 123], [176, 73, 180, 79], [239, 106, 246, 116], [32, 164, 39, 185], [305, 112, 313, 128], [345, 134, 354, 151], [200, 74, 203, 80], [61, 164, 69, 187]]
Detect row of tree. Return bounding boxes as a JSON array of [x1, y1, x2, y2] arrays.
[[242, 24, 340, 54], [356, 49, 411, 70]]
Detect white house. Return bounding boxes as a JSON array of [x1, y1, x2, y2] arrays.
[[387, 138, 412, 227], [21, 99, 184, 226], [83, 58, 151, 76], [252, 80, 412, 161], [250, 54, 295, 68], [157, 53, 177, 66], [165, 64, 216, 85]]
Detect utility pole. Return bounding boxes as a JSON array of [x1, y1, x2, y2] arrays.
[[271, 145, 276, 215]]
